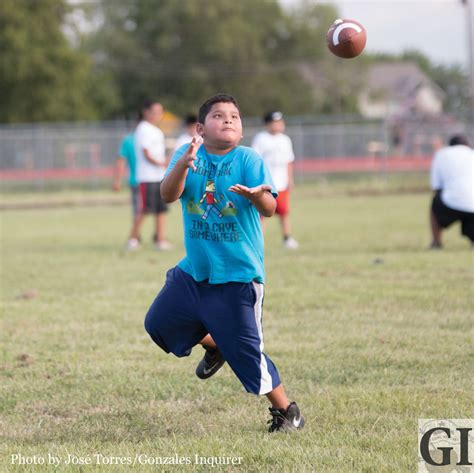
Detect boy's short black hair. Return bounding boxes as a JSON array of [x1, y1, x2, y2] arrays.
[[263, 111, 284, 124], [198, 94, 240, 124], [139, 99, 158, 119], [449, 134, 470, 147], [184, 114, 198, 125], [142, 99, 156, 111]]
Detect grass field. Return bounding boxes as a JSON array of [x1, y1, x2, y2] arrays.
[[1, 178, 473, 472]]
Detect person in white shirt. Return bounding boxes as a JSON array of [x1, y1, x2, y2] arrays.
[[174, 114, 198, 152], [127, 100, 172, 251], [429, 134, 474, 249], [251, 111, 298, 249]]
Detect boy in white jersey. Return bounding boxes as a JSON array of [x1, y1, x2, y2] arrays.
[[252, 111, 299, 249], [128, 100, 172, 251]]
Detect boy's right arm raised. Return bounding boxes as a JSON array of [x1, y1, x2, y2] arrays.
[[160, 136, 202, 203]]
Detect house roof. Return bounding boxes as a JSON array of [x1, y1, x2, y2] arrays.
[[367, 62, 446, 100]]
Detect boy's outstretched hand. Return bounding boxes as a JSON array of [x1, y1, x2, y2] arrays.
[[228, 184, 272, 200], [180, 135, 203, 171], [228, 184, 276, 217]]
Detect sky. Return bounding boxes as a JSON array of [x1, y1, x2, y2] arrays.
[[283, 0, 472, 69]]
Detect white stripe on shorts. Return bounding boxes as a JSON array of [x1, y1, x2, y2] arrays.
[[252, 281, 273, 395]]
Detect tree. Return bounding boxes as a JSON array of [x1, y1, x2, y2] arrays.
[[430, 64, 470, 114], [86, 0, 360, 117], [0, 0, 119, 123], [279, 1, 369, 115]]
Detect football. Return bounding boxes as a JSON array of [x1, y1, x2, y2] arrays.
[[326, 19, 367, 59]]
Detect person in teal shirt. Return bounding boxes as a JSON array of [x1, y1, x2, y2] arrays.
[[113, 131, 143, 248], [113, 132, 139, 215], [144, 94, 304, 433]]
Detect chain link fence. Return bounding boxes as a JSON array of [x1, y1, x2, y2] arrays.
[[1, 116, 472, 191]]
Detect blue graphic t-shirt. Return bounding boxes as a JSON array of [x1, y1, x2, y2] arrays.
[[119, 133, 138, 187], [165, 144, 277, 284]]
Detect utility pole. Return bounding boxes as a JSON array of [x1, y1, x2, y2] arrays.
[[463, 0, 474, 113]]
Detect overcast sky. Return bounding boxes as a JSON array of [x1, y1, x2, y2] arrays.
[[283, 0, 471, 69]]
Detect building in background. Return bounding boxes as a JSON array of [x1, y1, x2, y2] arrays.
[[359, 62, 446, 119]]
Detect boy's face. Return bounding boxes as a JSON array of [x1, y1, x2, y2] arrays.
[[266, 119, 285, 134], [197, 102, 242, 149], [144, 103, 163, 126]]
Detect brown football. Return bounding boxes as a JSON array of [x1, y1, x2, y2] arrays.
[[327, 19, 367, 59]]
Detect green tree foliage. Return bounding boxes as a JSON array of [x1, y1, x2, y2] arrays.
[[430, 65, 470, 114], [0, 0, 119, 123], [88, 0, 364, 117], [279, 1, 370, 115]]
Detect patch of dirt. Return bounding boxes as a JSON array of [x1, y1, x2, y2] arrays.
[[16, 289, 39, 300]]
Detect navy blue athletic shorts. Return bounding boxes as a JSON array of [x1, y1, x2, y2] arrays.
[[144, 266, 281, 395]]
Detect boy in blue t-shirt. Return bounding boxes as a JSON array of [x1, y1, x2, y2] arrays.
[[144, 94, 304, 432]]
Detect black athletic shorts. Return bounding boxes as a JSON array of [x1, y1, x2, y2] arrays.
[[431, 192, 474, 241], [139, 182, 168, 214]]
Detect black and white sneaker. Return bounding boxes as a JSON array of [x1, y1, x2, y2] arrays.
[[195, 345, 225, 379], [268, 402, 305, 432]]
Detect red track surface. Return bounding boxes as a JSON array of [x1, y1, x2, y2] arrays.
[[0, 155, 432, 181]]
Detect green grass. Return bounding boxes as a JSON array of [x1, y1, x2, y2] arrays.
[[1, 180, 473, 472]]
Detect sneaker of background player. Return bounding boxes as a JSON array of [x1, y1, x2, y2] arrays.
[[428, 241, 443, 250], [268, 401, 305, 433], [155, 240, 173, 251], [126, 238, 140, 251], [283, 236, 299, 249], [195, 345, 225, 379]]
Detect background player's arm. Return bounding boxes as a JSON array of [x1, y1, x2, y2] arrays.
[[161, 136, 202, 203], [430, 153, 442, 192], [228, 184, 276, 217], [143, 148, 165, 166], [112, 156, 126, 191], [288, 163, 294, 191]]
